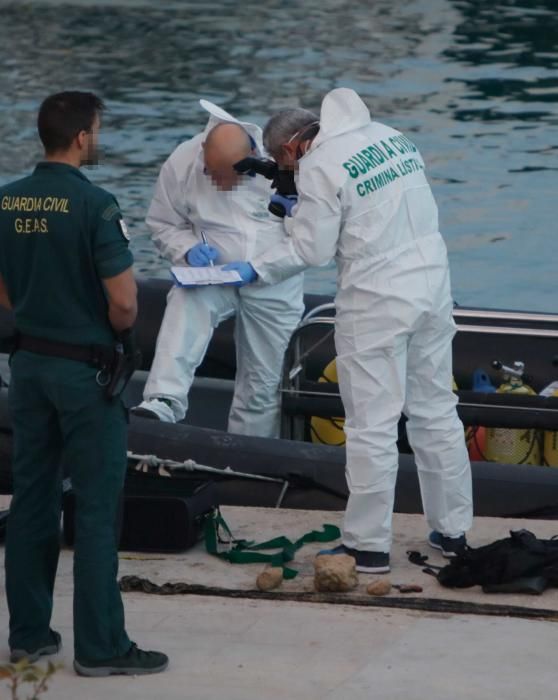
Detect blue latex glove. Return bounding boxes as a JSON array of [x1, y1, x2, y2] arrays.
[[222, 261, 257, 286], [186, 242, 219, 267], [269, 193, 298, 218]]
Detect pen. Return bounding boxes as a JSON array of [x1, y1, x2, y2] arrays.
[[200, 230, 214, 267]]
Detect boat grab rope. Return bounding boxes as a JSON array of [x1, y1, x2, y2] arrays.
[[287, 327, 335, 381], [127, 450, 291, 508]]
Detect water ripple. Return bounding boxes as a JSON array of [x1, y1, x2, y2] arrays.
[[0, 0, 556, 310]]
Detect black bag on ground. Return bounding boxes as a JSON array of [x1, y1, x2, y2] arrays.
[[63, 482, 217, 553], [427, 529, 558, 594], [409, 529, 558, 594]]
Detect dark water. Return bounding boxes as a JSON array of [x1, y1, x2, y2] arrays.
[[0, 0, 557, 310]]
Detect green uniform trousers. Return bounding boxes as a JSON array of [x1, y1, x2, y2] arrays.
[[5, 350, 131, 662]]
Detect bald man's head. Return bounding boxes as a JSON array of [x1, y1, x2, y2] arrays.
[[203, 123, 254, 191]]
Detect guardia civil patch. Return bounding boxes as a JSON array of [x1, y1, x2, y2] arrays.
[[101, 202, 120, 221], [118, 219, 130, 241]]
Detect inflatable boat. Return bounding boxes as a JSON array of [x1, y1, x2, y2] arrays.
[[2, 277, 558, 518]]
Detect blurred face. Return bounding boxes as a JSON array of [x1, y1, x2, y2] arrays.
[[78, 113, 101, 166], [203, 146, 242, 191]]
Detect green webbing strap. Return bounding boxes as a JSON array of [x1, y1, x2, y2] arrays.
[[205, 508, 340, 579]]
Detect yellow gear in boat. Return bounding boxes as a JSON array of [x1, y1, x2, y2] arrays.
[[540, 382, 558, 467], [484, 377, 542, 466], [544, 429, 558, 467], [310, 359, 346, 446], [455, 377, 486, 461], [310, 370, 459, 448]]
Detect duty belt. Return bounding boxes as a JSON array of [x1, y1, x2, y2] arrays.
[[15, 333, 115, 370]]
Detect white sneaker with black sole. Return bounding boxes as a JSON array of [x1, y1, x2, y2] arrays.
[[131, 398, 175, 422]]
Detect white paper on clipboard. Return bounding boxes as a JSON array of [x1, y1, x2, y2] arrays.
[[171, 265, 242, 287]]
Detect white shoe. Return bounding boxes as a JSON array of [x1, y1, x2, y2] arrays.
[[131, 399, 177, 422]]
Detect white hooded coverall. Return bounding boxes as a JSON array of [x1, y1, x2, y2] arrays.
[[252, 88, 473, 551], [139, 100, 304, 438]]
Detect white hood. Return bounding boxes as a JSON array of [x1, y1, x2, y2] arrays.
[[199, 99, 264, 153], [313, 88, 371, 148]]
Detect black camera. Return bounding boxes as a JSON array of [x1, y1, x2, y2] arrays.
[[233, 156, 277, 180], [233, 157, 297, 218]]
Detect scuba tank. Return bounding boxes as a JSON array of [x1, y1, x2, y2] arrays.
[[539, 380, 558, 467], [310, 359, 346, 446], [484, 360, 542, 466], [465, 369, 496, 461]]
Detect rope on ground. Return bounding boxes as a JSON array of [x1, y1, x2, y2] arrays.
[[118, 574, 558, 622]]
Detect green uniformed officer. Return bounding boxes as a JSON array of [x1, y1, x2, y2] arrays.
[[0, 91, 168, 676]]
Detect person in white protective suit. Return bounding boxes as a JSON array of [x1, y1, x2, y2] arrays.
[[132, 100, 305, 438], [251, 88, 473, 573]]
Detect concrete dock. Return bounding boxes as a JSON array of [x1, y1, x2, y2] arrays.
[[2, 505, 558, 699]]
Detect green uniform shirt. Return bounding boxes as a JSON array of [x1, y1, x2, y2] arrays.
[[0, 162, 133, 345]]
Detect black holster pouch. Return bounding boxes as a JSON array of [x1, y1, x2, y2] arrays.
[[104, 328, 142, 400], [0, 334, 18, 356]]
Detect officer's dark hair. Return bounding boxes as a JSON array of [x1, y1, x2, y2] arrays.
[[38, 91, 105, 154]]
